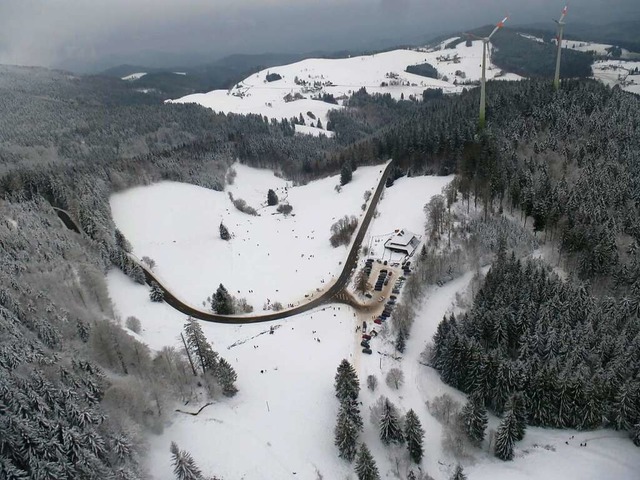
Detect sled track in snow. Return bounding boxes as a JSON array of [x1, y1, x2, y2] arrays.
[[57, 161, 394, 324]]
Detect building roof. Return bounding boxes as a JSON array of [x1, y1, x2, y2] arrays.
[[384, 230, 421, 255]]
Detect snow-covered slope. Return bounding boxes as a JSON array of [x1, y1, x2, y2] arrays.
[[169, 40, 520, 136], [107, 166, 640, 479], [592, 59, 640, 95], [122, 72, 147, 81], [110, 163, 387, 312]]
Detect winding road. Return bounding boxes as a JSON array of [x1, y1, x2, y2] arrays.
[[57, 160, 394, 324]]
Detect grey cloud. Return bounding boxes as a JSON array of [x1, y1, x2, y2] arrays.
[[0, 0, 637, 72]]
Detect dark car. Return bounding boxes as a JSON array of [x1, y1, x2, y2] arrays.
[[362, 321, 367, 331], [362, 334, 371, 341], [365, 293, 373, 299], [361, 340, 370, 348], [362, 348, 373, 355], [374, 319, 382, 325]]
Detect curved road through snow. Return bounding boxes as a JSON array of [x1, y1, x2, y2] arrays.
[[57, 160, 394, 324]]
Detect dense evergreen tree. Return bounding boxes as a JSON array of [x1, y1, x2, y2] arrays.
[[506, 393, 527, 441], [404, 409, 425, 463], [450, 464, 467, 480], [149, 281, 164, 302], [379, 398, 404, 445], [216, 358, 238, 397], [395, 329, 406, 353], [495, 410, 519, 461], [219, 222, 231, 241], [354, 443, 380, 480], [334, 406, 359, 462], [267, 189, 279, 206], [460, 395, 488, 445], [183, 318, 219, 375], [340, 162, 353, 186], [211, 284, 234, 315], [335, 359, 360, 402], [170, 442, 203, 480]]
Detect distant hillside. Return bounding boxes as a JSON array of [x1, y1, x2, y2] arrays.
[[517, 20, 640, 54], [100, 52, 358, 98], [470, 26, 593, 79]]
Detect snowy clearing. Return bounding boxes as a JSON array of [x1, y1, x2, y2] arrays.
[[592, 59, 640, 95], [111, 163, 387, 312], [107, 166, 640, 479], [122, 72, 147, 81], [169, 41, 520, 136], [563, 40, 630, 58]]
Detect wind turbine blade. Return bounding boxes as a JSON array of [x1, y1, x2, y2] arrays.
[[488, 16, 509, 39], [559, 5, 568, 23]]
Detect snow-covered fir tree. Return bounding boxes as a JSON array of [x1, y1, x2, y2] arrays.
[[395, 329, 406, 353], [506, 392, 527, 441], [183, 318, 219, 375], [335, 359, 360, 402], [216, 357, 238, 397], [149, 281, 164, 302], [267, 189, 279, 206], [461, 394, 488, 445], [170, 442, 204, 480], [495, 409, 519, 461], [340, 397, 364, 431], [334, 405, 359, 461], [340, 162, 353, 186], [354, 443, 380, 480], [379, 398, 404, 445], [450, 464, 467, 480], [211, 284, 234, 315], [404, 409, 425, 463]]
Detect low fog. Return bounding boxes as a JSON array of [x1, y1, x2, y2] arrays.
[[0, 0, 637, 72]]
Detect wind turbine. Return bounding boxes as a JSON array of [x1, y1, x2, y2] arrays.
[[553, 5, 569, 90], [473, 16, 508, 130]]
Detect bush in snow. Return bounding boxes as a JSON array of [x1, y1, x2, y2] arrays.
[[141, 256, 156, 269], [340, 162, 353, 186], [125, 316, 141, 334], [366, 375, 378, 391], [277, 203, 293, 216], [329, 215, 358, 248], [385, 368, 404, 390]]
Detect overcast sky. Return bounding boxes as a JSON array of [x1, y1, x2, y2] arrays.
[[0, 0, 637, 72]]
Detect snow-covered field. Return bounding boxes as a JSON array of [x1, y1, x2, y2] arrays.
[[122, 72, 147, 81], [563, 40, 631, 58], [592, 59, 640, 95], [169, 40, 520, 136], [107, 164, 640, 479], [110, 162, 387, 312]]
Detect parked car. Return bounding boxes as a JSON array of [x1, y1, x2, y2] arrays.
[[362, 348, 373, 355], [362, 334, 371, 341], [374, 319, 382, 325], [362, 321, 367, 331], [361, 340, 370, 348], [365, 293, 372, 299]]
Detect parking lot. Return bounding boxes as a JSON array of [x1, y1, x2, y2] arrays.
[[356, 257, 413, 355]]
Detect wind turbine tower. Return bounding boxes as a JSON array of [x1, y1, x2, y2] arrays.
[[478, 16, 508, 130], [554, 5, 569, 90]]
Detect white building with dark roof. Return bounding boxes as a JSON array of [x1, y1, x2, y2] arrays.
[[384, 229, 421, 257]]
